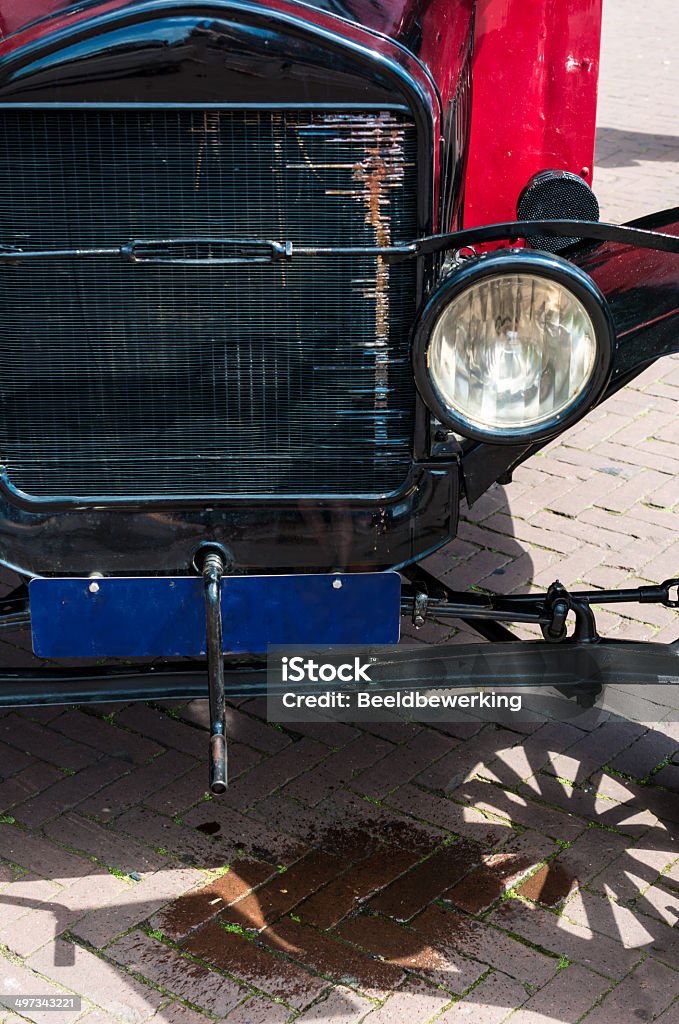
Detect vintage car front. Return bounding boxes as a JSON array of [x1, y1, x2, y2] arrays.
[[0, 0, 677, 789]]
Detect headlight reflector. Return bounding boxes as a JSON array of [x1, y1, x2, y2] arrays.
[[414, 252, 613, 443]]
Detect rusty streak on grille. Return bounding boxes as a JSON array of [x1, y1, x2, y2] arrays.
[[0, 109, 418, 499]]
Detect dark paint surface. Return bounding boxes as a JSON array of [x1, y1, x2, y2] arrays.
[[0, 465, 459, 577]]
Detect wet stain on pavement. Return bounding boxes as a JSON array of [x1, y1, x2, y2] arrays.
[[195, 821, 221, 835], [516, 861, 576, 907]]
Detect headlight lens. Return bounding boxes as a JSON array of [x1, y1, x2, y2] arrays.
[[427, 273, 598, 433]]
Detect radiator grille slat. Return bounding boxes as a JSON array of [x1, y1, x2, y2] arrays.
[[0, 109, 418, 498]]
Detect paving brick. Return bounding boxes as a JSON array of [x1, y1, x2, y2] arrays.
[[0, 873, 64, 935], [441, 549, 516, 592], [220, 995, 291, 1024], [76, 748, 196, 823], [0, 739, 33, 778], [486, 513, 581, 554], [489, 899, 642, 979], [313, 789, 445, 854], [259, 917, 404, 997], [108, 930, 248, 1016], [0, 762, 65, 810], [114, 706, 210, 759], [609, 724, 679, 779], [384, 783, 516, 847], [180, 801, 307, 864], [283, 735, 394, 806], [634, 882, 679, 927], [185, 921, 328, 1010], [29, 939, 166, 1022], [361, 977, 451, 1024], [143, 743, 261, 816], [561, 887, 674, 959], [578, 957, 678, 1024], [237, 793, 329, 849], [0, 717, 99, 772], [49, 711, 163, 764], [352, 729, 455, 800], [533, 544, 607, 588], [654, 1003, 679, 1024], [113, 805, 253, 868], [0, 870, 127, 957], [409, 904, 558, 987], [480, 549, 559, 595], [296, 845, 424, 929], [213, 738, 329, 813], [0, 859, 21, 889], [516, 774, 658, 835], [71, 864, 205, 948], [435, 971, 529, 1023], [336, 912, 486, 994], [516, 827, 628, 906], [73, 1012, 121, 1024], [444, 831, 556, 913], [43, 812, 169, 874], [369, 840, 483, 921], [507, 964, 610, 1023], [13, 757, 126, 828], [457, 519, 531, 557], [449, 778, 588, 842], [294, 986, 374, 1024], [596, 469, 675, 514], [150, 859, 277, 939], [415, 727, 518, 791], [544, 721, 645, 783], [0, 822, 95, 883], [480, 721, 584, 788], [180, 698, 292, 754], [545, 471, 625, 518], [222, 848, 346, 930], [0, 957, 83, 1024]]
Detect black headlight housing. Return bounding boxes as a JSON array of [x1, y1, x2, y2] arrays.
[[413, 249, 615, 445]]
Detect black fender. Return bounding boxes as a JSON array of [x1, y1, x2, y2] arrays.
[[462, 208, 679, 503]]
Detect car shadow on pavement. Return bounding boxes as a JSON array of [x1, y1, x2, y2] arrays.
[[2, 688, 679, 1022], [596, 127, 679, 169]]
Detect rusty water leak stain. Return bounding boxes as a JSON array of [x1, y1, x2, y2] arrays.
[[287, 113, 413, 441], [349, 116, 410, 442], [191, 110, 222, 191]]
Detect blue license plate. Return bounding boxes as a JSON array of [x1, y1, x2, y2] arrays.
[[29, 572, 401, 657]]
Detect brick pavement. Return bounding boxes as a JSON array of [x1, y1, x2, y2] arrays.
[[1, 2, 679, 1023]]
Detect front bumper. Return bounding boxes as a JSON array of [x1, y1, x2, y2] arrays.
[[0, 638, 676, 707]]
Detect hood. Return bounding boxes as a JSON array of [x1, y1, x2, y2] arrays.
[[0, 0, 473, 114]]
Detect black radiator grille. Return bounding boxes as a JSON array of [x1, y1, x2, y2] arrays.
[[0, 109, 418, 499]]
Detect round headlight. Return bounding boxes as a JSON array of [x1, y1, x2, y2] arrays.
[[413, 251, 614, 444]]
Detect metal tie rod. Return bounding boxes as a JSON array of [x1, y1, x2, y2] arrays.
[[201, 550, 227, 793]]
